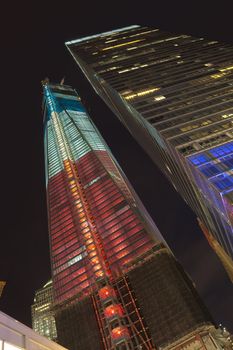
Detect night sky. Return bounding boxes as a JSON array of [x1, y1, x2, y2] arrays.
[[1, 1, 233, 332]]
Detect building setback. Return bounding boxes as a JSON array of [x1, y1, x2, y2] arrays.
[[31, 280, 57, 341], [43, 82, 217, 350], [66, 25, 233, 282]]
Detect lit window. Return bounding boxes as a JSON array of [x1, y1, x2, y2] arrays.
[[124, 87, 160, 100], [154, 95, 166, 101], [101, 39, 143, 51]]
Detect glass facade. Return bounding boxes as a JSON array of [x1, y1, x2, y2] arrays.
[[43, 82, 215, 350], [31, 280, 57, 341], [43, 83, 162, 305], [66, 25, 233, 281]]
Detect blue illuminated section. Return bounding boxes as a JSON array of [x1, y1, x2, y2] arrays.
[[188, 142, 233, 193], [186, 143, 233, 259], [208, 143, 233, 158], [188, 153, 211, 166], [187, 142, 233, 226], [55, 96, 85, 114], [44, 85, 85, 121], [44, 86, 57, 120]]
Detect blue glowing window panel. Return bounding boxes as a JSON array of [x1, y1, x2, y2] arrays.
[[199, 164, 222, 178], [220, 155, 233, 169], [208, 142, 233, 158], [211, 174, 233, 191], [56, 97, 85, 113], [188, 153, 210, 166]]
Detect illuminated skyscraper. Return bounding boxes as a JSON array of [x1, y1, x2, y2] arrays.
[[31, 280, 57, 341], [66, 25, 233, 281], [43, 82, 215, 350]]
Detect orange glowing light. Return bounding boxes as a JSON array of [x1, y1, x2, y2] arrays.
[[84, 234, 91, 240], [89, 251, 97, 257], [104, 304, 124, 319], [98, 286, 116, 300], [82, 228, 89, 233], [93, 264, 101, 271], [95, 270, 104, 277], [111, 326, 130, 340]]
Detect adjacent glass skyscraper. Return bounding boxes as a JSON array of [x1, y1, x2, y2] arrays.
[[43, 81, 216, 350], [31, 280, 57, 341], [66, 25, 233, 281]]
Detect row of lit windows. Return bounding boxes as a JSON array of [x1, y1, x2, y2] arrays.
[[52, 236, 79, 256], [50, 210, 73, 225], [52, 241, 83, 263], [52, 243, 83, 266], [134, 77, 233, 114], [50, 221, 75, 240], [101, 43, 227, 84], [48, 179, 67, 194], [77, 163, 105, 184], [104, 225, 144, 251], [75, 154, 103, 177], [97, 40, 225, 83], [50, 214, 75, 234], [49, 203, 71, 220], [84, 173, 117, 194], [149, 99, 233, 130], [52, 232, 79, 252], [89, 193, 124, 216], [101, 217, 141, 241], [109, 236, 150, 266], [49, 191, 69, 207], [145, 89, 233, 123], [50, 225, 76, 243], [98, 208, 136, 231], [55, 261, 87, 283], [111, 58, 229, 97], [106, 52, 214, 88], [133, 74, 233, 114], [171, 122, 233, 146], [50, 218, 75, 237], [136, 84, 233, 118], [98, 204, 130, 223], [53, 251, 87, 275], [50, 212, 73, 230], [53, 245, 85, 269], [55, 279, 90, 302], [162, 112, 233, 139], [102, 40, 232, 84]]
